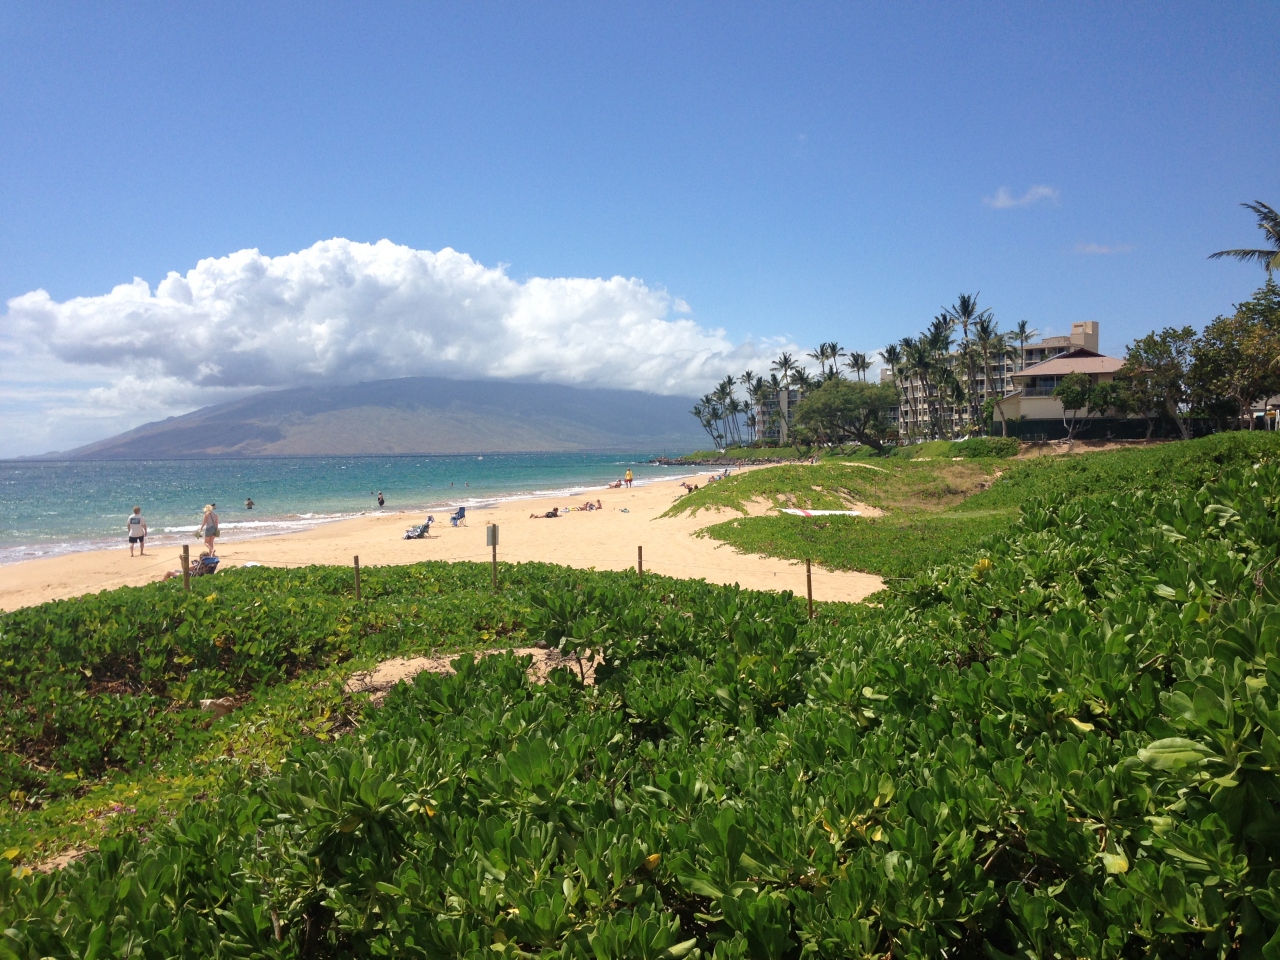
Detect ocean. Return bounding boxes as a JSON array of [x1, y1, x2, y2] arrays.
[[0, 453, 704, 565]]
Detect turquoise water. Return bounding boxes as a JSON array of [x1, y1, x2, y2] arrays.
[[0, 454, 703, 564]]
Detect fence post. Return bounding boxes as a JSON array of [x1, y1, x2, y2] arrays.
[[637, 545, 643, 578], [182, 544, 190, 592], [806, 558, 813, 620], [353, 555, 362, 601], [487, 524, 499, 589]]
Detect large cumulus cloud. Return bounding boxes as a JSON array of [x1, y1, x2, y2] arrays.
[[8, 238, 776, 394], [1, 239, 789, 454]]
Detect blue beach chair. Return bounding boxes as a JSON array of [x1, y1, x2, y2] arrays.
[[449, 506, 466, 527]]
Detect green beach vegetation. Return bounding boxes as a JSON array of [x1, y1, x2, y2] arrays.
[[677, 433, 1280, 579], [7, 435, 1280, 953]]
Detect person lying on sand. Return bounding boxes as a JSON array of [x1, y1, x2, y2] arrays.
[[608, 480, 623, 489], [529, 507, 560, 518]]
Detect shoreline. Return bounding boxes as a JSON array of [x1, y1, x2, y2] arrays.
[[0, 468, 709, 569], [0, 472, 884, 611]]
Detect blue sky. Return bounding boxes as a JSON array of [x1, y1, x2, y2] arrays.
[[0, 2, 1276, 454]]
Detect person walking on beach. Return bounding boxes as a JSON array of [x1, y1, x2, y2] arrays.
[[200, 504, 220, 556], [624, 468, 633, 488], [126, 506, 148, 556]]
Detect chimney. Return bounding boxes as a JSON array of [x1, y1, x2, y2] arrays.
[[1070, 321, 1099, 353]]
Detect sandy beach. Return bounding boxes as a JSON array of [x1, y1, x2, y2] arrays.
[[0, 474, 883, 611]]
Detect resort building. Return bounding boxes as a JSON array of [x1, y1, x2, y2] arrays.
[[759, 386, 802, 444], [884, 321, 1120, 440], [993, 347, 1125, 440]]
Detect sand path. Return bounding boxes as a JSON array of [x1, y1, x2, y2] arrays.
[[1, 474, 884, 611]]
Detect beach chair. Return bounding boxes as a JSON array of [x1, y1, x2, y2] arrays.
[[192, 556, 220, 577], [403, 516, 434, 539], [449, 506, 466, 527]]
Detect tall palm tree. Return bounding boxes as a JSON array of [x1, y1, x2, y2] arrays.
[[973, 316, 1001, 429], [712, 376, 742, 447], [1209, 201, 1280, 273], [927, 315, 955, 357], [938, 369, 966, 435], [956, 340, 982, 429], [904, 337, 941, 439], [943, 293, 991, 342], [846, 351, 870, 381], [827, 342, 847, 375], [1011, 320, 1038, 371], [771, 352, 796, 385], [879, 344, 905, 437], [806, 346, 826, 375]]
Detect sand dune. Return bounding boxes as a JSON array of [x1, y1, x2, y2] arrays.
[[0, 475, 884, 611]]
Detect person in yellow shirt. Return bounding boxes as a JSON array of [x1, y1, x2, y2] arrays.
[[624, 468, 633, 488]]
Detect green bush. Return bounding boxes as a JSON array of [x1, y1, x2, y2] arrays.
[[0, 561, 649, 803], [949, 435, 1020, 458], [702, 510, 1013, 578], [10, 450, 1280, 954]]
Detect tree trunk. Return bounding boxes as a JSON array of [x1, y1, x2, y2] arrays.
[[1166, 399, 1191, 440], [854, 427, 885, 452]]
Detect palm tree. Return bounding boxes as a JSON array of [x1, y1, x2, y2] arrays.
[[1011, 320, 1038, 371], [712, 376, 742, 447], [927, 315, 955, 357], [879, 344, 905, 438], [956, 340, 982, 429], [827, 342, 847, 375], [943, 294, 991, 342], [692, 397, 722, 448], [792, 367, 815, 394], [806, 347, 825, 375], [771, 352, 796, 385], [846, 351, 870, 381], [904, 337, 941, 439], [973, 316, 1002, 432], [1209, 201, 1280, 273]]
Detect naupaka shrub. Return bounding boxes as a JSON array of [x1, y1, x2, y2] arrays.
[[6, 459, 1280, 955]]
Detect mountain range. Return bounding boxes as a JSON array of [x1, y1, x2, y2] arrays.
[[52, 377, 706, 458]]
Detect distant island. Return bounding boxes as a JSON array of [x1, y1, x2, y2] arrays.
[[45, 377, 707, 458]]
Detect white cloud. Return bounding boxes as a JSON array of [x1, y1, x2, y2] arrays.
[[1074, 242, 1134, 255], [983, 185, 1060, 209], [0, 239, 791, 455]]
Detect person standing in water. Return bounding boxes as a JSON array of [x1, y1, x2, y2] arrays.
[[624, 468, 634, 488], [377, 491, 385, 508], [200, 504, 220, 556], [245, 498, 254, 510], [126, 506, 148, 556]]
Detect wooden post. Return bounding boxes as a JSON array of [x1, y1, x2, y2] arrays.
[[806, 558, 813, 619], [487, 524, 499, 589], [353, 555, 362, 601], [182, 544, 191, 592], [637, 545, 643, 578]]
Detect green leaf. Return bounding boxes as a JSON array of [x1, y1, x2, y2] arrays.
[[1137, 738, 1219, 771]]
